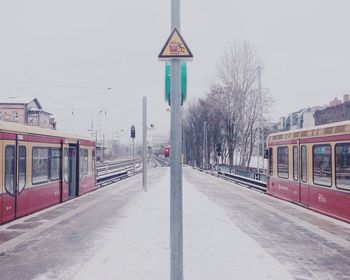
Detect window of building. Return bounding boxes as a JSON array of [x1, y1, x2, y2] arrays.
[[293, 146, 298, 181], [277, 146, 289, 178], [313, 144, 332, 187], [83, 149, 88, 175], [293, 114, 298, 125], [268, 147, 273, 176], [5, 145, 15, 195], [301, 146, 307, 182], [12, 111, 18, 121], [32, 147, 49, 184], [28, 114, 39, 125], [335, 143, 350, 190], [18, 146, 26, 192], [50, 148, 61, 181]]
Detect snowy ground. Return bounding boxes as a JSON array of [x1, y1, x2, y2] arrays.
[[71, 167, 293, 280]]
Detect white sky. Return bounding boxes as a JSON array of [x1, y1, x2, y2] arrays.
[[0, 0, 349, 140]]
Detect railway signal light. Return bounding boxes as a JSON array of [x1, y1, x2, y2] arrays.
[[216, 143, 222, 156], [130, 125, 135, 139]]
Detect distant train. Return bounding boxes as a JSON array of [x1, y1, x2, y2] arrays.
[[163, 146, 170, 157], [267, 120, 350, 223], [0, 121, 96, 225]]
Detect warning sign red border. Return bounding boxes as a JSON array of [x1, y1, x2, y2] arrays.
[[158, 27, 193, 60]]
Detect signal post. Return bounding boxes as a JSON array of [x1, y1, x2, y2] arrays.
[[159, 1, 193, 279], [130, 125, 135, 174]]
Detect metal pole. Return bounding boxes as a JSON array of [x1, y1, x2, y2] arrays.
[[216, 144, 219, 172], [217, 153, 219, 171], [132, 138, 135, 174], [170, 0, 183, 279], [257, 66, 264, 173], [203, 121, 207, 169], [142, 97, 147, 192], [102, 133, 105, 162], [115, 135, 118, 159]]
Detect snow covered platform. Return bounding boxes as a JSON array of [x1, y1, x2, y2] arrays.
[[0, 166, 350, 280], [72, 167, 293, 280]]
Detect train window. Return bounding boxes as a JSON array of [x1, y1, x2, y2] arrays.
[[301, 146, 307, 182], [268, 147, 273, 175], [83, 149, 88, 175], [335, 143, 350, 190], [50, 148, 61, 181], [313, 144, 332, 187], [293, 146, 298, 181], [32, 147, 49, 184], [63, 148, 69, 183], [5, 145, 15, 195], [277, 146, 289, 179], [18, 146, 26, 192]]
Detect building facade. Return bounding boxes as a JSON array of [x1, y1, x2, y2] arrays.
[[0, 97, 56, 129], [315, 95, 350, 126]]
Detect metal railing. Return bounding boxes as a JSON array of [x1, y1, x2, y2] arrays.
[[217, 171, 267, 192], [192, 165, 267, 192]]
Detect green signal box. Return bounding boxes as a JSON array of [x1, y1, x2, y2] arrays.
[[165, 62, 187, 106]]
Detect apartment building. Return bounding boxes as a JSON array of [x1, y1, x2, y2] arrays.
[[0, 97, 56, 129]]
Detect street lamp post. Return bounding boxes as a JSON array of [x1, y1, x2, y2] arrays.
[[143, 97, 147, 192], [131, 125, 136, 173], [257, 66, 264, 175]]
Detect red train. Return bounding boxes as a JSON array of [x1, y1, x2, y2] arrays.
[[163, 146, 170, 157], [0, 121, 96, 225], [267, 120, 350, 223]]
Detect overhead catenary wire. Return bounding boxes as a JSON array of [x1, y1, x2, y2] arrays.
[[0, 79, 115, 132], [0, 80, 112, 115]]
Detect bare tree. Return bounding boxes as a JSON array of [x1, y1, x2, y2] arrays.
[[210, 42, 261, 170], [183, 99, 208, 167], [183, 41, 271, 172]]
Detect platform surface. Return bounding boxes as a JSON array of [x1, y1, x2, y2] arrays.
[[0, 167, 349, 280]]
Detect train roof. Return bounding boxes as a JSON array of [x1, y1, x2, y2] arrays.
[[267, 120, 350, 142], [0, 121, 93, 142]]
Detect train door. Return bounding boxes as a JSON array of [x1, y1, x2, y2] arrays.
[[15, 136, 27, 217], [299, 145, 309, 205], [2, 135, 20, 223], [293, 145, 302, 203], [68, 144, 79, 198], [61, 141, 69, 202]]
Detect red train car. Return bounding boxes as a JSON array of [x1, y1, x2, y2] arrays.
[[267, 120, 350, 223], [0, 121, 96, 225], [163, 146, 170, 157]]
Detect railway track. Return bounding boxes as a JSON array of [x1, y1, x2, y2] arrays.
[[149, 158, 267, 193], [97, 159, 139, 174], [96, 156, 170, 187], [151, 155, 170, 167], [96, 159, 142, 187]]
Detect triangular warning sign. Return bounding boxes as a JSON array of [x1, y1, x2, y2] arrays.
[[159, 27, 193, 60]]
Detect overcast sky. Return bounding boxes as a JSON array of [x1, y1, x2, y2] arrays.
[[0, 0, 349, 141]]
